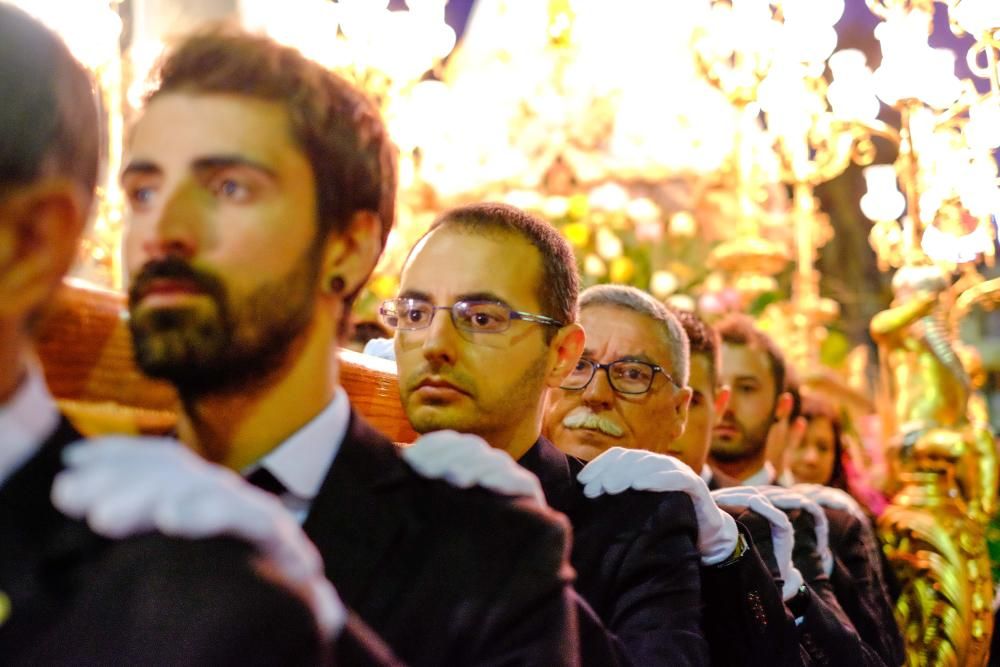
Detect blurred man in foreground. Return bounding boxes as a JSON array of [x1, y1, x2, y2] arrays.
[[0, 7, 331, 663]]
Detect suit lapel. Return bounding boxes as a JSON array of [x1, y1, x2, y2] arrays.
[[303, 411, 416, 607], [0, 417, 98, 554]]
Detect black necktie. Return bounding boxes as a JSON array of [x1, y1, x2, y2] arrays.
[[246, 467, 287, 496]]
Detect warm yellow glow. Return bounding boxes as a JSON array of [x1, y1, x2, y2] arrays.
[[873, 11, 962, 108], [11, 0, 122, 70], [967, 99, 1000, 149], [860, 165, 906, 222], [827, 49, 881, 122], [650, 271, 679, 298], [952, 0, 1000, 37]]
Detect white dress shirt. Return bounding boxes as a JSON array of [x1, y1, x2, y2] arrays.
[[0, 362, 61, 488], [243, 387, 350, 523], [700, 464, 713, 486]]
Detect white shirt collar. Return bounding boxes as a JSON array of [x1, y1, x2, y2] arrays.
[[700, 464, 713, 485], [250, 387, 350, 501], [0, 362, 61, 487], [743, 461, 776, 487]]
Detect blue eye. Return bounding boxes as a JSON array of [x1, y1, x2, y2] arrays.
[[217, 179, 250, 201], [128, 187, 156, 208]]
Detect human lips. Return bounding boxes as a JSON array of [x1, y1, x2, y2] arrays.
[[713, 422, 741, 439], [412, 376, 471, 399], [129, 258, 221, 311], [133, 278, 208, 307]]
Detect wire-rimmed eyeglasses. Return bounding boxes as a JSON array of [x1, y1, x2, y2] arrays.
[[380, 297, 563, 335], [560, 358, 678, 395]]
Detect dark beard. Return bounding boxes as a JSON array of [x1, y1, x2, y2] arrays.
[[709, 421, 768, 463], [128, 251, 320, 399]]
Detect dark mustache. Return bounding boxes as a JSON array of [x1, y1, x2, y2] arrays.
[[128, 257, 226, 308]]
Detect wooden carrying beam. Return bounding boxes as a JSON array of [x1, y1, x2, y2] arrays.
[[34, 278, 417, 443]]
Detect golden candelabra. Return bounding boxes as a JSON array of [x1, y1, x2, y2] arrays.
[[872, 264, 999, 665], [858, 2, 1000, 664]]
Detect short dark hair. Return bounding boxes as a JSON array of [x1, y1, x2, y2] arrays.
[[0, 4, 98, 204], [429, 203, 579, 331], [715, 313, 787, 397], [149, 27, 397, 266], [672, 309, 720, 391]]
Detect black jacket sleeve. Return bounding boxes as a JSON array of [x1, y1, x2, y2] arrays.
[[702, 511, 801, 667]]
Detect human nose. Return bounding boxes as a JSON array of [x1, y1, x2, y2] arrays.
[[581, 364, 615, 411], [802, 446, 820, 465], [133, 183, 201, 263], [420, 307, 460, 367]]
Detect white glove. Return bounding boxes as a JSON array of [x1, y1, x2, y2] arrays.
[[362, 337, 396, 361], [757, 486, 834, 577], [710, 486, 804, 601], [52, 437, 345, 640], [791, 483, 866, 521], [576, 447, 739, 566], [402, 430, 547, 507]]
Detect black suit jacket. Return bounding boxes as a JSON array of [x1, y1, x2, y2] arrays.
[[785, 509, 887, 666], [302, 413, 578, 667], [0, 416, 327, 666], [709, 471, 886, 666], [518, 438, 708, 666], [825, 508, 903, 666], [707, 506, 803, 667]]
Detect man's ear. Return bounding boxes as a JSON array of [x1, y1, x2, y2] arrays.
[[544, 322, 585, 388], [713, 385, 731, 420], [319, 211, 383, 298], [0, 181, 85, 321], [666, 386, 693, 442]]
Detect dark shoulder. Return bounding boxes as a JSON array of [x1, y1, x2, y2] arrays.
[[578, 484, 698, 539], [24, 534, 321, 665], [824, 506, 861, 542], [563, 451, 697, 533], [356, 422, 572, 554], [408, 461, 572, 553]]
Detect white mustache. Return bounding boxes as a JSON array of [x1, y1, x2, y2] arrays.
[[562, 407, 624, 438]]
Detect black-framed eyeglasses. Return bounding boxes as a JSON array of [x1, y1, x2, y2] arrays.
[[561, 358, 678, 395], [379, 297, 563, 335]]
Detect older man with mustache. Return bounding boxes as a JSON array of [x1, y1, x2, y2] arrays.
[[543, 289, 898, 667], [542, 288, 806, 667]]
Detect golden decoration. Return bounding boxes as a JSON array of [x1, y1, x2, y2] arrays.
[[873, 263, 999, 665]]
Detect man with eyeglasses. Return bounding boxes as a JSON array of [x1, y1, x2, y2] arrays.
[[540, 287, 809, 667], [387, 202, 713, 666], [542, 288, 896, 667]]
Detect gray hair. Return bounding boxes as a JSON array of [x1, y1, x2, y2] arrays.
[[579, 284, 690, 385]]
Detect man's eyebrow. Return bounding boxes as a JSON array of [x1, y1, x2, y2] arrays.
[[120, 160, 160, 181], [120, 156, 279, 183], [398, 289, 432, 302], [191, 155, 278, 179], [580, 350, 660, 365], [457, 292, 513, 308], [617, 353, 659, 365]]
